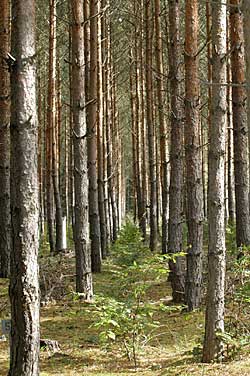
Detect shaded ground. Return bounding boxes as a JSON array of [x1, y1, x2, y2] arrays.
[[0, 229, 250, 375]]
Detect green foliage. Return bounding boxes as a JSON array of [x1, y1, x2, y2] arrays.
[[89, 220, 186, 368], [110, 219, 149, 267], [91, 293, 159, 368]]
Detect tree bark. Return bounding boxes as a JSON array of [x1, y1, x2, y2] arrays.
[[88, 0, 102, 272], [184, 0, 203, 310], [97, 0, 107, 258], [168, 0, 185, 303], [0, 0, 11, 278], [49, 0, 65, 253], [154, 0, 168, 254], [9, 0, 40, 373], [230, 0, 250, 247], [71, 0, 93, 299], [203, 0, 227, 362], [144, 0, 158, 252]]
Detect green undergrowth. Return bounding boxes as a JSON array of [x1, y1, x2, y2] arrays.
[[0, 221, 250, 375]]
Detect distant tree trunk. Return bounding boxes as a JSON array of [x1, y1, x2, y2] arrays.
[[144, 0, 157, 252], [138, 1, 147, 239], [129, 50, 139, 224], [102, 1, 111, 247], [9, 0, 40, 373], [106, 14, 118, 243], [230, 0, 250, 247], [133, 6, 144, 235], [0, 0, 11, 278], [226, 21, 235, 224], [46, 0, 56, 253], [49, 0, 65, 253], [88, 0, 102, 272], [154, 0, 168, 254], [168, 0, 185, 303], [71, 0, 93, 299], [203, 0, 227, 362], [184, 0, 203, 310], [97, 0, 107, 258]]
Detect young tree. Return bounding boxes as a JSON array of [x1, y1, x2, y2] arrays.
[[203, 0, 227, 362], [168, 0, 185, 302], [0, 0, 11, 278], [9, 0, 40, 373], [184, 0, 203, 310], [71, 0, 93, 298]]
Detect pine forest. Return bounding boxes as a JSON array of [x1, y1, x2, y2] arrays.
[[1, 0, 250, 375]]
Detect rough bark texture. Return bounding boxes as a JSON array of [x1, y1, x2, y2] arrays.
[[242, 0, 250, 227], [202, 0, 227, 362], [144, 0, 158, 252], [71, 0, 93, 299], [0, 0, 11, 278], [9, 0, 40, 374], [88, 0, 102, 272], [154, 0, 168, 254], [184, 0, 203, 310], [168, 0, 185, 303], [230, 0, 250, 246]]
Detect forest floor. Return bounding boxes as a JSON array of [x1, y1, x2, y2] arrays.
[[0, 222, 250, 375]]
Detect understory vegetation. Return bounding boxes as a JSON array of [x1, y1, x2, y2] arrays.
[[0, 220, 250, 375]]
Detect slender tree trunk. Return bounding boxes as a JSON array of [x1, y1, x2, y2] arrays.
[[168, 0, 185, 303], [203, 0, 227, 362], [144, 0, 157, 252], [97, 0, 107, 258], [88, 0, 102, 272], [242, 0, 250, 222], [230, 0, 250, 247], [184, 0, 203, 310], [9, 0, 40, 373], [129, 51, 139, 223], [102, 1, 111, 248], [154, 0, 168, 254], [138, 1, 147, 239], [46, 0, 56, 253], [226, 21, 235, 224], [49, 0, 65, 253], [71, 0, 93, 298], [0, 0, 11, 278]]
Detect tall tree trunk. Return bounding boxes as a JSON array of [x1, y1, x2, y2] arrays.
[[184, 0, 203, 310], [203, 0, 227, 362], [168, 0, 185, 303], [144, 0, 157, 252], [138, 0, 147, 239], [71, 0, 93, 299], [46, 0, 56, 253], [230, 0, 250, 247], [242, 0, 250, 224], [226, 21, 235, 224], [0, 0, 11, 278], [49, 0, 65, 252], [154, 0, 168, 254], [9, 0, 40, 373], [97, 0, 107, 258], [88, 0, 102, 272]]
